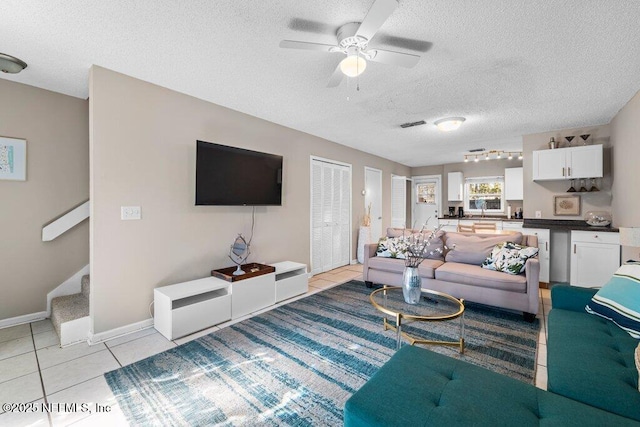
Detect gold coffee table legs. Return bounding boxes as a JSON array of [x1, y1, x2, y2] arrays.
[[382, 310, 465, 353]]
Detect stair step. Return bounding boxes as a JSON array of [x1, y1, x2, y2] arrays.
[[81, 274, 90, 297], [51, 293, 89, 340]]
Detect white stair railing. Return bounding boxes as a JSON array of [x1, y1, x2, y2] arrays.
[[42, 201, 90, 242]]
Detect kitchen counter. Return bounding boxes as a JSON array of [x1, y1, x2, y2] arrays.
[[438, 216, 523, 221], [522, 218, 618, 232]]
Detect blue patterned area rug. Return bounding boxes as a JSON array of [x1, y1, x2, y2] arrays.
[[105, 280, 539, 426]]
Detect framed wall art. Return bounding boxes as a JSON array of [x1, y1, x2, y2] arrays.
[[554, 195, 580, 216], [0, 136, 27, 181]]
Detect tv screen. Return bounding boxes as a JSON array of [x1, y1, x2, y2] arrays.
[[196, 141, 283, 206]]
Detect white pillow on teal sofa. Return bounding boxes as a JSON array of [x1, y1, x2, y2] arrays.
[[586, 264, 640, 339]]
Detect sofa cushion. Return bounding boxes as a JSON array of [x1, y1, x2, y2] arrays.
[[548, 308, 640, 421], [482, 242, 539, 275], [344, 345, 640, 427], [444, 232, 522, 265], [367, 257, 444, 279], [386, 227, 419, 238], [636, 343, 640, 392], [435, 262, 527, 292], [585, 264, 640, 338]]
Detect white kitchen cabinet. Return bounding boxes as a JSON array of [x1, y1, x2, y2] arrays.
[[447, 172, 464, 201], [522, 228, 550, 283], [570, 231, 620, 288], [504, 167, 523, 200], [532, 145, 603, 181]]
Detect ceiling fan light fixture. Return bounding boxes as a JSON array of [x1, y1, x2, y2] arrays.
[[434, 117, 466, 132], [0, 53, 27, 74], [340, 54, 367, 77]]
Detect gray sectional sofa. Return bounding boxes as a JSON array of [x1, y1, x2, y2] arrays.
[[363, 229, 540, 320]]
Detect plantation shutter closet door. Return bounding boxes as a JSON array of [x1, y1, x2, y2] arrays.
[[310, 158, 352, 275], [391, 176, 407, 228]]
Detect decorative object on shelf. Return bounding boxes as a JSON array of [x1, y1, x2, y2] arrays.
[[0, 136, 27, 181], [228, 234, 251, 275], [565, 135, 575, 146], [589, 178, 599, 192], [619, 227, 640, 248], [567, 179, 576, 192], [357, 203, 372, 263], [554, 195, 581, 216], [211, 262, 275, 282], [463, 150, 522, 162], [0, 53, 28, 74], [584, 211, 612, 227], [580, 134, 591, 145], [548, 137, 558, 149], [578, 179, 588, 193], [402, 220, 444, 304]]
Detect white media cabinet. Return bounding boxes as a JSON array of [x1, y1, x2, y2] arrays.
[[154, 261, 308, 340]]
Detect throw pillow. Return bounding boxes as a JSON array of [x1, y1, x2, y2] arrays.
[[585, 264, 640, 339], [635, 343, 640, 392], [376, 236, 408, 259], [445, 232, 523, 265], [482, 242, 539, 275]]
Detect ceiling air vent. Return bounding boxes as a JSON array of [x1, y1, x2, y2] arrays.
[[468, 148, 486, 152], [400, 120, 426, 129]]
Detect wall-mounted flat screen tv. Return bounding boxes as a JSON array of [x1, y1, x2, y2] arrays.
[[196, 140, 283, 206]]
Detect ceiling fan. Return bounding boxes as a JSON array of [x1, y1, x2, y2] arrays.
[[279, 0, 421, 87]]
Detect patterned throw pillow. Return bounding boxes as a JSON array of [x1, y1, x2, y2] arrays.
[[586, 264, 640, 339], [376, 236, 409, 259], [481, 242, 539, 275]]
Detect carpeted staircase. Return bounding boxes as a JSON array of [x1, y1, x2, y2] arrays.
[[51, 274, 90, 346]]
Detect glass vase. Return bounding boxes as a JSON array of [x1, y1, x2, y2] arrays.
[[402, 266, 422, 304]]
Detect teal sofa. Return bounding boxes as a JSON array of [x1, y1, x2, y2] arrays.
[[344, 285, 640, 426], [547, 285, 640, 421]]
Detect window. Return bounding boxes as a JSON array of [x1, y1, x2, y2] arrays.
[[416, 182, 436, 204], [464, 176, 505, 213]]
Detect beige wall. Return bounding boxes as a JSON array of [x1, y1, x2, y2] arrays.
[[411, 159, 524, 216], [610, 89, 640, 261], [522, 125, 611, 219], [0, 79, 89, 321], [89, 66, 410, 333]]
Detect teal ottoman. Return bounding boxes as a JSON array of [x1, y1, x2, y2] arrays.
[[344, 346, 640, 426]]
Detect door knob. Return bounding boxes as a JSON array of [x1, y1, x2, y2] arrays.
[[378, 217, 382, 220]]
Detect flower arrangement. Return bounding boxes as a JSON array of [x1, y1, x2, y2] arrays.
[[362, 203, 372, 227], [403, 218, 444, 268]]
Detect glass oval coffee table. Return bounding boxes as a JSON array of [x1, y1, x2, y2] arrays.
[[370, 286, 465, 352]]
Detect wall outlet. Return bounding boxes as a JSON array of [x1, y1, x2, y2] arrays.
[[121, 206, 141, 220], [535, 210, 542, 218]]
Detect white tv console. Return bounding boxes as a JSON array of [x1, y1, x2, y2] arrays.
[[154, 261, 308, 340]]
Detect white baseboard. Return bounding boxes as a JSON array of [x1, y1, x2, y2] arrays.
[[88, 318, 154, 346], [0, 311, 48, 329], [47, 264, 90, 316]]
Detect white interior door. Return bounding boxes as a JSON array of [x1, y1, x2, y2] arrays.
[[391, 175, 407, 228], [311, 158, 352, 275], [412, 175, 441, 229], [365, 167, 383, 242]]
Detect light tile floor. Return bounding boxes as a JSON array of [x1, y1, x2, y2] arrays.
[[0, 264, 550, 426]]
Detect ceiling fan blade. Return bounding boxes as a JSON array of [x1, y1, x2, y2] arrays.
[[355, 0, 398, 41], [279, 40, 337, 52], [368, 48, 420, 68], [327, 64, 344, 88]]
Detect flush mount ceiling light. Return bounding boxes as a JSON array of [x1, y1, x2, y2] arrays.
[[434, 117, 466, 132], [340, 52, 367, 77], [0, 53, 27, 74]]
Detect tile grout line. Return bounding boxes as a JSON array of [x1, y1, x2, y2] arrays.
[[29, 323, 53, 427], [104, 342, 123, 368]]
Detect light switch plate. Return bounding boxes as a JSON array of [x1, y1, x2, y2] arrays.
[[121, 206, 141, 220], [535, 211, 542, 218]]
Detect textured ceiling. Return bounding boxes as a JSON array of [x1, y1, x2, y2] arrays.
[[2, 0, 640, 166]]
